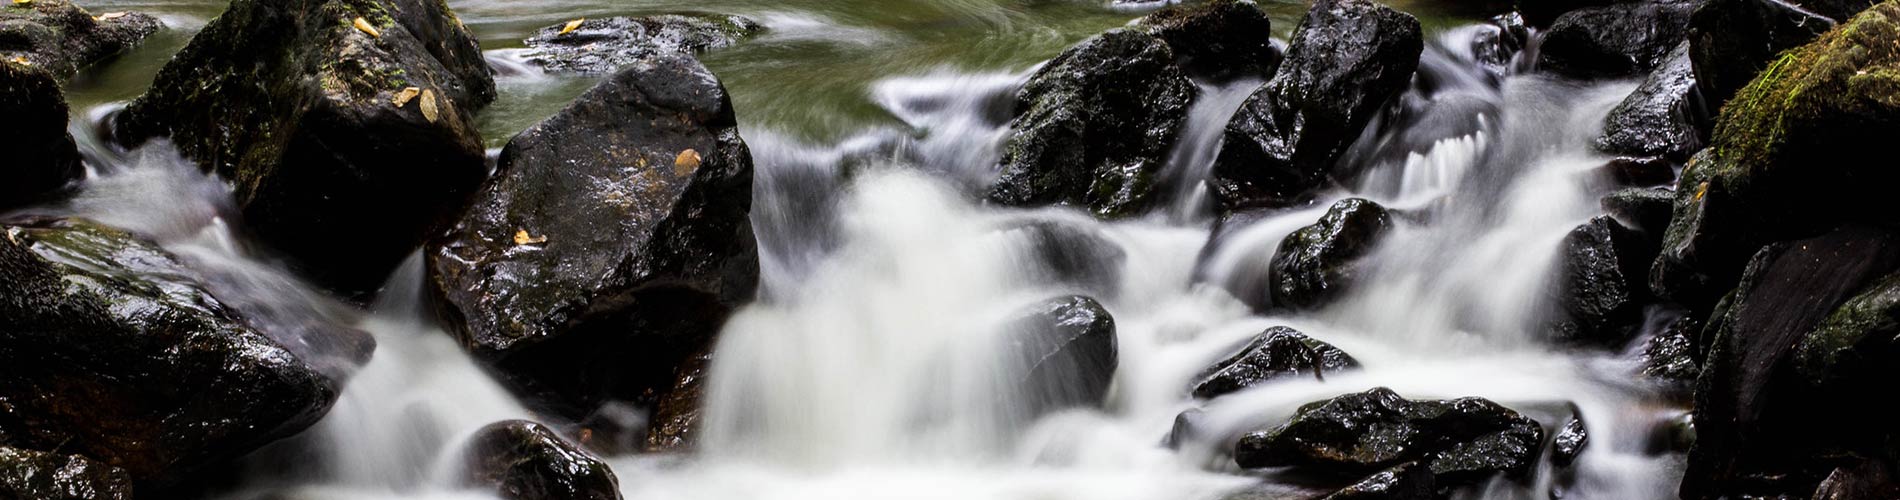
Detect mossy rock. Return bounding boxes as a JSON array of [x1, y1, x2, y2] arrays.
[[0, 0, 159, 78]]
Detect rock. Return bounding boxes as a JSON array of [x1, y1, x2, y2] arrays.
[[0, 0, 159, 78], [1269, 198, 1392, 310], [1601, 187, 1675, 233], [1209, 0, 1422, 213], [1234, 388, 1544, 489], [1517, 0, 1615, 26], [1599, 156, 1678, 187], [1167, 408, 1208, 448], [1470, 13, 1531, 79], [1324, 461, 1436, 500], [1685, 226, 1900, 498], [1551, 409, 1590, 468], [1687, 0, 1836, 112], [1005, 295, 1119, 414], [0, 61, 80, 210], [1805, 0, 1886, 20], [1007, 218, 1126, 297], [1813, 459, 1900, 500], [642, 347, 710, 453], [1550, 216, 1657, 346], [1537, 1, 1696, 79], [428, 55, 756, 416], [461, 420, 620, 500], [1596, 41, 1708, 161], [1640, 316, 1702, 385], [986, 29, 1193, 219], [1794, 270, 1900, 402], [0, 447, 133, 500], [1135, 0, 1280, 81], [1190, 326, 1359, 399], [1652, 1, 1900, 311], [113, 0, 496, 296], [521, 14, 762, 74], [0, 219, 338, 487], [1646, 411, 1696, 455]]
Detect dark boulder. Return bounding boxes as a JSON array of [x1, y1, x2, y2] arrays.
[[986, 29, 1193, 219], [461, 420, 620, 500], [1550, 216, 1657, 346], [428, 55, 756, 416], [521, 14, 762, 74], [1688, 0, 1837, 108], [0, 61, 80, 210], [1652, 1, 1900, 311], [1596, 41, 1707, 161], [1005, 295, 1119, 414], [113, 0, 496, 296], [1190, 326, 1358, 399], [1209, 0, 1421, 213], [1134, 0, 1280, 81], [1813, 459, 1900, 500], [1270, 198, 1392, 310], [0, 0, 158, 78], [0, 219, 338, 487], [1640, 316, 1702, 386], [1537, 1, 1696, 79], [1601, 187, 1675, 233], [1598, 156, 1677, 187], [1234, 388, 1544, 489], [0, 447, 132, 500]]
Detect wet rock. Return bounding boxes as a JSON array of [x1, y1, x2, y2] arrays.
[[0, 447, 133, 500], [428, 55, 756, 416], [1599, 156, 1677, 187], [1646, 411, 1696, 455], [1469, 13, 1531, 79], [0, 61, 80, 210], [1167, 408, 1209, 448], [1550, 216, 1657, 347], [1600, 187, 1675, 233], [0, 219, 338, 486], [1270, 198, 1392, 310], [1517, 0, 1615, 26], [1190, 326, 1359, 399], [0, 0, 159, 78], [113, 0, 496, 296], [1596, 42, 1707, 161], [1008, 218, 1126, 297], [1005, 295, 1119, 413], [521, 14, 762, 74], [1324, 461, 1436, 500], [1209, 0, 1421, 212], [461, 420, 620, 500], [1551, 409, 1590, 468], [1537, 1, 1696, 79], [1685, 226, 1900, 499], [1135, 0, 1280, 81], [1652, 2, 1900, 312], [642, 347, 710, 453], [1813, 459, 1900, 500], [1688, 0, 1837, 108], [1640, 316, 1702, 385], [1235, 388, 1544, 489], [986, 29, 1193, 219]]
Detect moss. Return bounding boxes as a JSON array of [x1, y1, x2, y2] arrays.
[[1795, 271, 1900, 387]]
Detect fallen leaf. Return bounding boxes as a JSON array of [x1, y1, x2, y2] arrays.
[[352, 17, 381, 38], [1694, 182, 1709, 201], [559, 18, 586, 36], [674, 149, 701, 173], [419, 88, 439, 123], [12, 0, 31, 6], [392, 86, 420, 107], [513, 229, 548, 245], [95, 12, 127, 21], [8, 56, 28, 66]]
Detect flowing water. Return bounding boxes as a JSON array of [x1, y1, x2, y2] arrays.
[[28, 0, 1688, 498]]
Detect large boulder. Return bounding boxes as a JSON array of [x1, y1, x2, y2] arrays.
[[428, 55, 756, 416], [1190, 326, 1358, 399], [1688, 0, 1837, 109], [1270, 198, 1393, 310], [1651, 1, 1900, 311], [1234, 388, 1544, 491], [0, 219, 338, 487], [0, 61, 80, 210], [1596, 41, 1707, 161], [985, 29, 1193, 219], [1004, 295, 1119, 415], [1134, 0, 1280, 82], [113, 0, 496, 296], [0, 447, 132, 500], [1549, 216, 1658, 346], [461, 420, 620, 500], [1537, 0, 1696, 79], [0, 0, 158, 78], [520, 14, 762, 74], [1208, 0, 1422, 213]]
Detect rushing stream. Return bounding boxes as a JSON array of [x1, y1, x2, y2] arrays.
[[33, 0, 1689, 498]]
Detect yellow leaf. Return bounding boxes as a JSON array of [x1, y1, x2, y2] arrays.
[[513, 229, 547, 245], [1694, 182, 1708, 201], [419, 88, 439, 123], [8, 56, 27, 66], [674, 149, 701, 174], [352, 17, 381, 38], [392, 86, 420, 107], [95, 12, 127, 21], [12, 0, 31, 6], [559, 18, 585, 36]]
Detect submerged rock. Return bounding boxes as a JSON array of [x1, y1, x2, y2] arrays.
[[1270, 198, 1393, 310], [1688, 0, 1837, 108], [1235, 388, 1544, 489], [986, 29, 1193, 219], [1134, 0, 1280, 81], [1209, 0, 1422, 212], [1007, 218, 1126, 298], [1600, 187, 1676, 233], [1005, 295, 1119, 414], [428, 55, 756, 416], [521, 14, 762, 74], [1537, 0, 1696, 79], [1550, 216, 1657, 347], [461, 420, 620, 500], [1596, 41, 1707, 161], [113, 0, 495, 296], [1190, 326, 1358, 399], [0, 447, 133, 500], [0, 219, 338, 487], [0, 61, 80, 210], [0, 0, 159, 78], [1599, 156, 1677, 187]]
